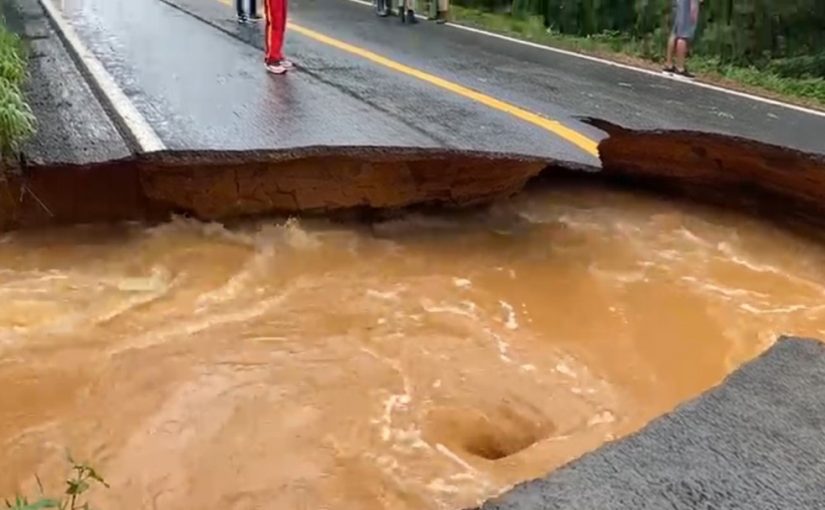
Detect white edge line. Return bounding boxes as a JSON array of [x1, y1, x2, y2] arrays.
[[343, 0, 825, 119], [38, 0, 166, 152]]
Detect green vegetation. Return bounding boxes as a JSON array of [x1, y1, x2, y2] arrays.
[[0, 19, 35, 161], [449, 0, 825, 108], [4, 457, 108, 510]]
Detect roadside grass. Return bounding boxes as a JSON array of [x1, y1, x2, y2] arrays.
[[4, 457, 108, 510], [0, 19, 35, 162], [448, 5, 825, 110]]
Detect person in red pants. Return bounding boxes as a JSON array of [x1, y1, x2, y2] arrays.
[[264, 0, 292, 74]]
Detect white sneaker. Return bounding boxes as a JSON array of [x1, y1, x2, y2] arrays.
[[265, 62, 288, 75], [280, 59, 294, 69]]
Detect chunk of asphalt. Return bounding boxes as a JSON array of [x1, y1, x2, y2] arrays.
[[477, 336, 825, 510]]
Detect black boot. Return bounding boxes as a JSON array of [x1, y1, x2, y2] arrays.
[[407, 9, 418, 23]]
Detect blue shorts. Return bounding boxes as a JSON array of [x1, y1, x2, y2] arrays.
[[672, 0, 697, 40]]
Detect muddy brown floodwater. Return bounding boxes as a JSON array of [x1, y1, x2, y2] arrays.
[[2, 184, 825, 510]]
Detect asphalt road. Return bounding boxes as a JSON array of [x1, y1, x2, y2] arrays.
[[49, 0, 825, 168]]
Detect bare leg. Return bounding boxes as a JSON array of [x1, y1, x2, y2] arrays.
[[675, 38, 689, 71], [665, 35, 676, 68]]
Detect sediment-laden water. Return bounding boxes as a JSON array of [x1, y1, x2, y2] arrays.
[[2, 185, 824, 509]]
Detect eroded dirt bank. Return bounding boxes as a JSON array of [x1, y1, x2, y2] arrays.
[[588, 120, 825, 229], [0, 148, 548, 230], [3, 124, 825, 231]]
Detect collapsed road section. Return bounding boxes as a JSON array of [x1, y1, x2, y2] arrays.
[[0, 147, 550, 229], [3, 128, 825, 233], [3, 0, 825, 508]]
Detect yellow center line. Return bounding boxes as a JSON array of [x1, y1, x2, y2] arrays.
[[215, 0, 599, 156]]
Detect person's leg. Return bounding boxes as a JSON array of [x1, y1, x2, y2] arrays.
[[250, 0, 261, 19], [264, 0, 287, 72], [435, 0, 448, 23], [279, 0, 291, 63], [675, 38, 688, 71], [407, 0, 417, 23], [663, 0, 678, 71], [235, 0, 246, 20], [665, 34, 676, 69], [672, 0, 697, 75]]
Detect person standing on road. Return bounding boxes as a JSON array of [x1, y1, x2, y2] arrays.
[[398, 0, 417, 24], [664, 0, 701, 78], [264, 0, 293, 74], [431, 0, 448, 24], [236, 0, 261, 23]]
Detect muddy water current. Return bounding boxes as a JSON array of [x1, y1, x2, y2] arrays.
[[2, 185, 825, 509]]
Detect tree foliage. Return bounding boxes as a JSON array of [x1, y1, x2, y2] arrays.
[[456, 0, 825, 76]]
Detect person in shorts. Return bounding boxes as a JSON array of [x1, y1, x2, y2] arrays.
[[664, 0, 701, 78]]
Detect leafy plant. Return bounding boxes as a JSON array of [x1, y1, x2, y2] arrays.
[[0, 29, 25, 84], [0, 77, 35, 158], [4, 457, 108, 510], [0, 19, 35, 163]]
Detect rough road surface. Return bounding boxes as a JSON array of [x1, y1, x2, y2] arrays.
[[479, 337, 825, 510]]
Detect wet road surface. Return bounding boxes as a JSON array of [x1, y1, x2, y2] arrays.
[[48, 0, 825, 165]]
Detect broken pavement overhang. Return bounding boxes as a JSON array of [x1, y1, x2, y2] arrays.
[[2, 124, 825, 231], [585, 119, 825, 230], [0, 146, 551, 230]]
